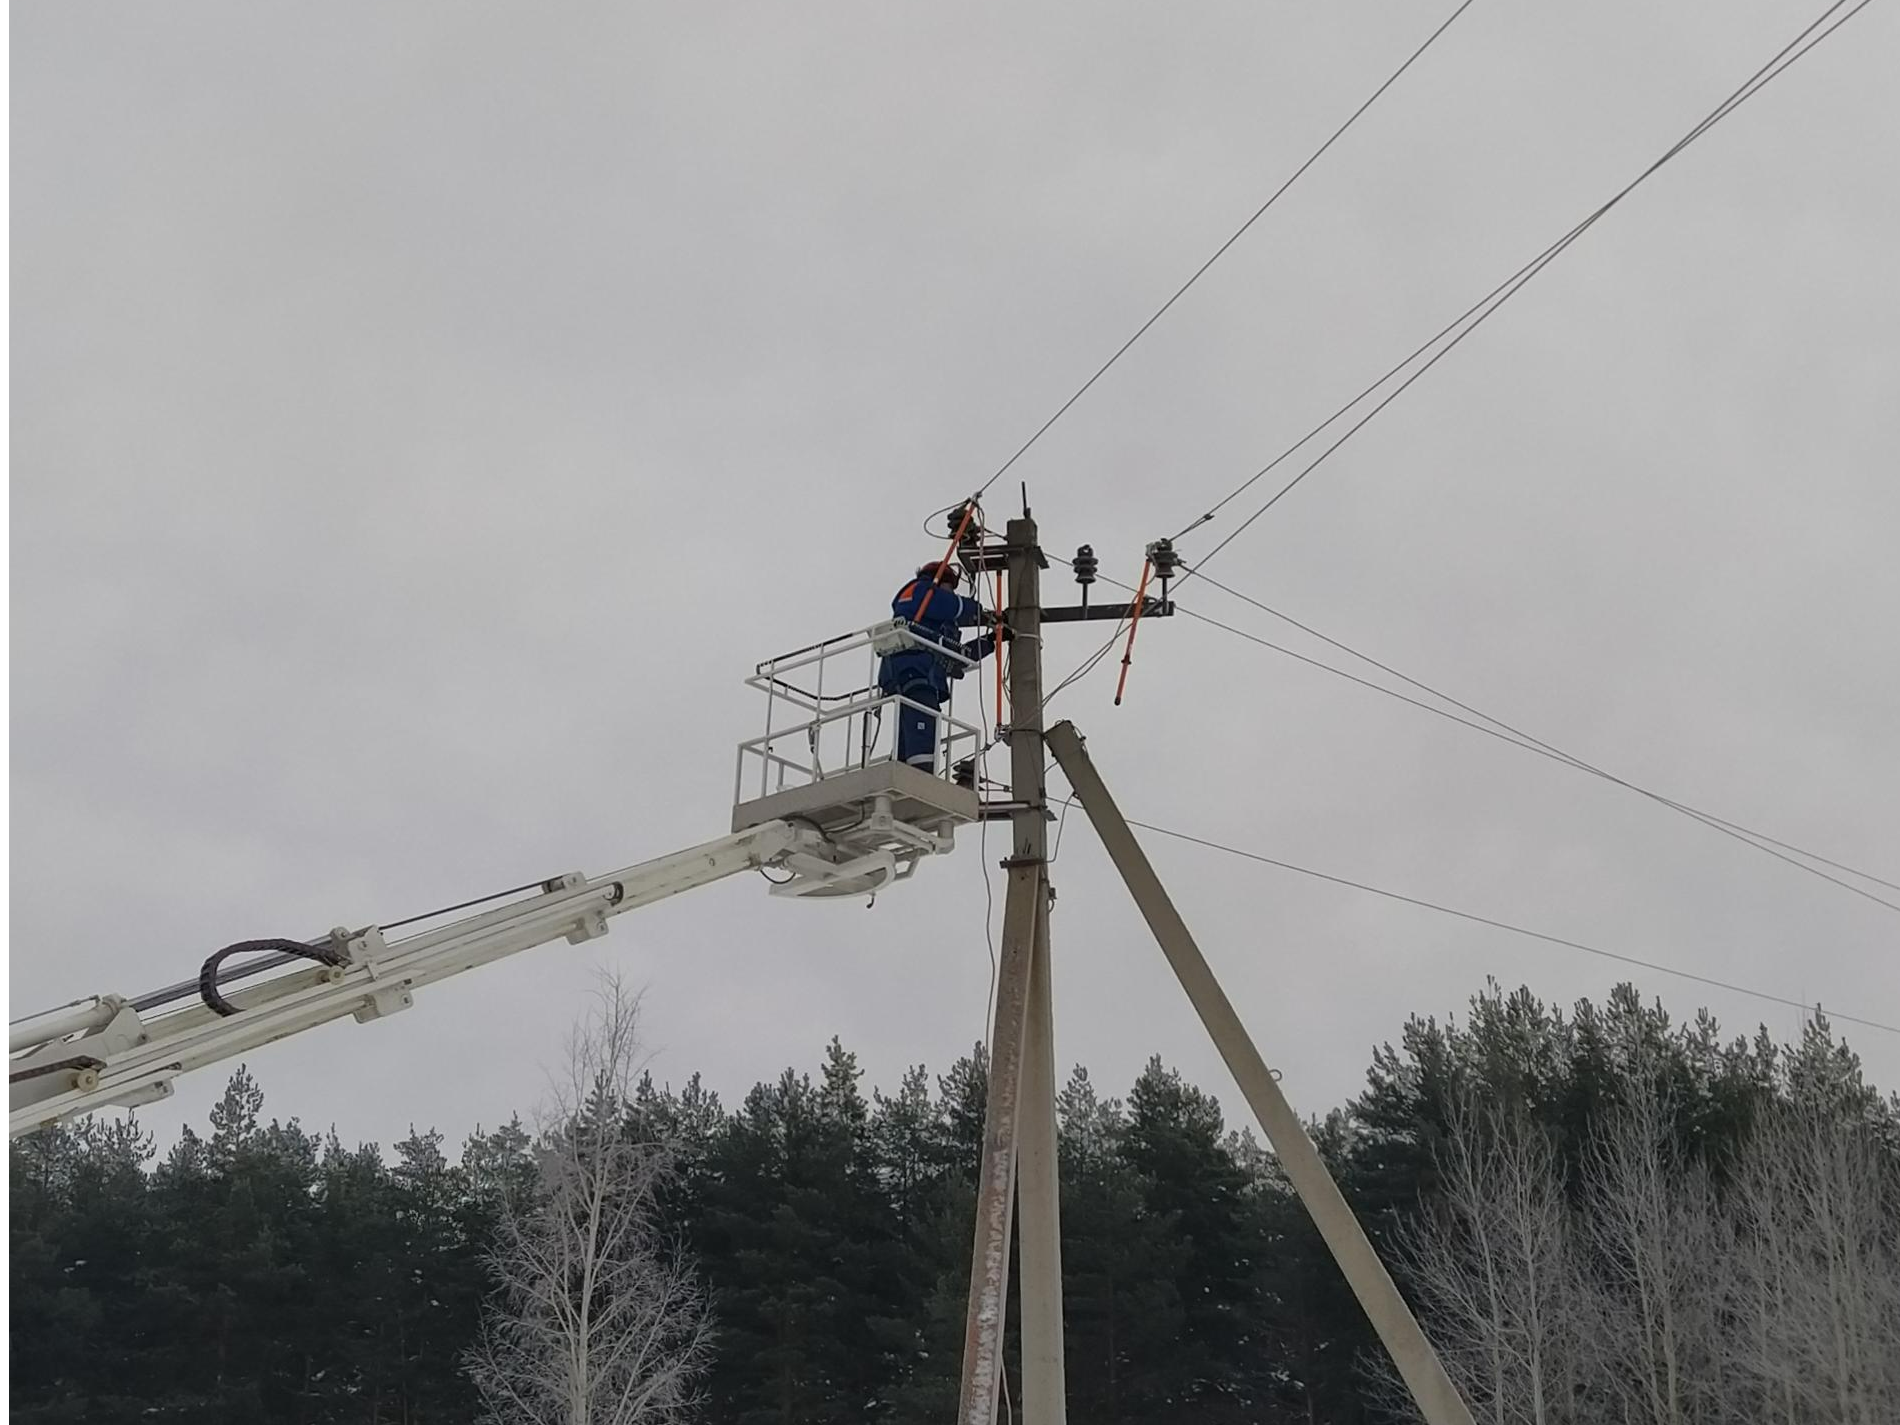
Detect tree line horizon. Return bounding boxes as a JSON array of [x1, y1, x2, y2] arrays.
[[11, 977, 1897, 1422]]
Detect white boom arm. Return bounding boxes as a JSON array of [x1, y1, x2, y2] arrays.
[[9, 819, 853, 1139]]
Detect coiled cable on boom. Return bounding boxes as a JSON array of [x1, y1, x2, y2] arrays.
[[199, 939, 346, 1018]]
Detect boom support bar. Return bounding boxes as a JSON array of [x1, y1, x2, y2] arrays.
[[10, 821, 818, 1139]]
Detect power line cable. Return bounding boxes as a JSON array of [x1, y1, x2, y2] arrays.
[[1171, 590, 1900, 916], [973, 3, 1868, 721], [1055, 555, 1900, 916], [1028, 585, 1898, 1028], [1039, 567, 1134, 709], [1178, 565, 1900, 907], [1043, 625, 1125, 709], [1171, 0, 1871, 576], [1009, 5, 1892, 1044], [1062, 556, 1561, 742], [970, 0, 1478, 500], [1115, 813, 1900, 1038], [1172, 595, 1900, 917], [1014, 2, 1868, 714]]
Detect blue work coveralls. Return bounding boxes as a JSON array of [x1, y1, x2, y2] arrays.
[[877, 576, 997, 771]]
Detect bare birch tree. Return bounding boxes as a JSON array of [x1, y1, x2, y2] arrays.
[[1392, 1062, 1900, 1425], [1579, 1073, 1734, 1425], [1728, 1104, 1900, 1424], [466, 975, 712, 1425], [1385, 1098, 1583, 1425]]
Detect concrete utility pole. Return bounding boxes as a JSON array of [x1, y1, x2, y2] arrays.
[[956, 513, 1066, 1425], [948, 519, 1468, 1425]]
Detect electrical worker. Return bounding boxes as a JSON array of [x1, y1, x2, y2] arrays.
[[878, 560, 1004, 772]]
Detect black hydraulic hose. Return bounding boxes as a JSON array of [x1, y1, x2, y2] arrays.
[[198, 939, 345, 1018]]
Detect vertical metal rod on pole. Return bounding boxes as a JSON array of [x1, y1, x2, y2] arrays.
[[1017, 880, 1066, 1421], [1044, 719, 1476, 1425], [956, 868, 1037, 1425], [956, 514, 1066, 1425]]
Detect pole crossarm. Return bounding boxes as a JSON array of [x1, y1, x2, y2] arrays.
[[1044, 719, 1475, 1425], [958, 599, 1174, 625]]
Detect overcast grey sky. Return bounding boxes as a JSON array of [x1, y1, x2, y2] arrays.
[[12, 0, 1897, 1152]]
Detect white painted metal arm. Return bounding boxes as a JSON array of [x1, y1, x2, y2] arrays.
[[9, 821, 819, 1139]]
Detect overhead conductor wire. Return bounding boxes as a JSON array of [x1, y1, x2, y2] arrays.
[[1170, 0, 1874, 582], [1179, 566, 1900, 907], [968, 0, 1478, 502], [1121, 816, 1900, 1038], [1066, 0, 1899, 912], [1070, 560, 1900, 916], [989, 8, 1889, 1028], [1037, 1, 1871, 713]]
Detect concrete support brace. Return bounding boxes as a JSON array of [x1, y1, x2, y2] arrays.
[[1044, 718, 1474, 1425]]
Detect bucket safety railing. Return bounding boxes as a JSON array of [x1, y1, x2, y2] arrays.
[[736, 621, 986, 806]]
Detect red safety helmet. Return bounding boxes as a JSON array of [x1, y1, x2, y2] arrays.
[[917, 560, 961, 588]]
